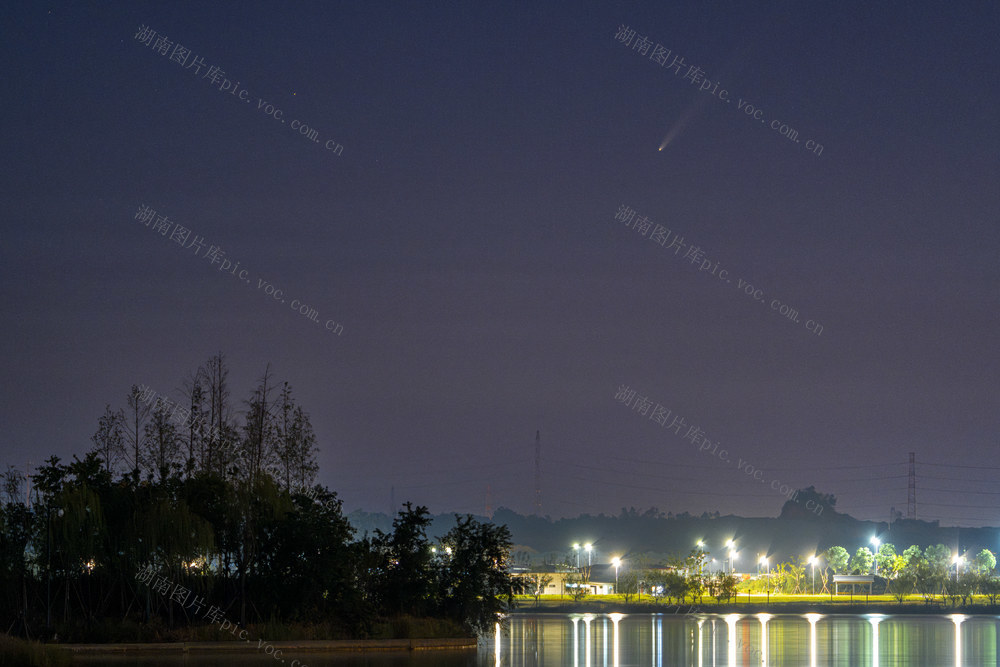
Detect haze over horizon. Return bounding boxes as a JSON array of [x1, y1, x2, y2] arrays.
[[2, 2, 997, 527]]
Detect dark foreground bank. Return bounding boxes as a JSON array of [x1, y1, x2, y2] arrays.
[[58, 637, 477, 654], [60, 638, 476, 657], [0, 635, 477, 667]]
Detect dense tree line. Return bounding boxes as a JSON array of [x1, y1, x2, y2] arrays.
[[551, 548, 740, 605], [641, 549, 740, 604], [534, 541, 1000, 608], [0, 355, 516, 641], [814, 542, 999, 604], [736, 542, 999, 604]]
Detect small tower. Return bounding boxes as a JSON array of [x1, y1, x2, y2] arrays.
[[907, 452, 916, 519], [534, 430, 541, 515]]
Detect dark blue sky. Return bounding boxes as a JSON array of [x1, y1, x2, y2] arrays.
[[2, 1, 998, 525]]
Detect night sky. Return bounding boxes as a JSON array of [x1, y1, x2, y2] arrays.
[[2, 2, 998, 526]]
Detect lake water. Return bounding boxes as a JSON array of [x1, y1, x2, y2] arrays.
[[70, 612, 1000, 666]]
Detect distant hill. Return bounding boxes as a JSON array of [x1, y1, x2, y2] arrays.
[[349, 489, 998, 568]]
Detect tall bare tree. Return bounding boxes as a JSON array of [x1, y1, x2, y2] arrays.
[[241, 365, 278, 481], [274, 382, 319, 490], [2, 465, 23, 506], [89, 404, 124, 474], [123, 385, 150, 478], [179, 373, 207, 476], [202, 353, 235, 476], [143, 400, 182, 481]]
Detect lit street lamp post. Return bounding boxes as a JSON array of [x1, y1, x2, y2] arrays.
[[953, 554, 965, 581], [585, 544, 592, 567], [808, 555, 817, 594], [612, 557, 621, 593], [761, 556, 770, 603], [870, 537, 881, 576]]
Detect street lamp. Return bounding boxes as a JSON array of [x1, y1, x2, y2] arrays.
[[761, 556, 770, 603], [585, 543, 593, 567], [573, 543, 580, 569], [808, 555, 818, 594], [953, 554, 965, 581], [612, 557, 621, 592], [870, 537, 881, 576], [696, 541, 706, 577], [729, 549, 737, 576]]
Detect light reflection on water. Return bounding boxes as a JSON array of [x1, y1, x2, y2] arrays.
[[70, 613, 1000, 666], [495, 612, 1000, 667]]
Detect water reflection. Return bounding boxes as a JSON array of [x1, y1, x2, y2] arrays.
[[493, 612, 1000, 667], [70, 614, 1000, 666], [495, 621, 501, 665], [757, 613, 772, 666], [805, 613, 821, 667], [609, 613, 622, 667], [725, 613, 739, 667], [951, 614, 965, 667], [868, 614, 884, 667], [696, 617, 704, 667]]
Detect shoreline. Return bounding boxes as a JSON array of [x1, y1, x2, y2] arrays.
[[512, 599, 1000, 616], [55, 637, 477, 655]]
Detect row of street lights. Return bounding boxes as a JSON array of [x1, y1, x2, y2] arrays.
[[725, 540, 737, 574], [695, 539, 738, 574], [572, 543, 593, 568], [572, 544, 621, 590], [570, 543, 619, 591], [573, 535, 970, 592], [701, 540, 821, 596]]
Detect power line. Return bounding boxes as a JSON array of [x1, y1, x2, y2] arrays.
[[534, 430, 541, 516], [565, 474, 795, 499], [548, 444, 905, 473], [551, 445, 904, 476], [919, 462, 1000, 471], [918, 475, 1000, 484], [919, 486, 1000, 496], [917, 501, 1000, 510], [908, 451, 916, 519]]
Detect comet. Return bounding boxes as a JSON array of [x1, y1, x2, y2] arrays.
[[658, 93, 711, 151], [658, 52, 744, 152]]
